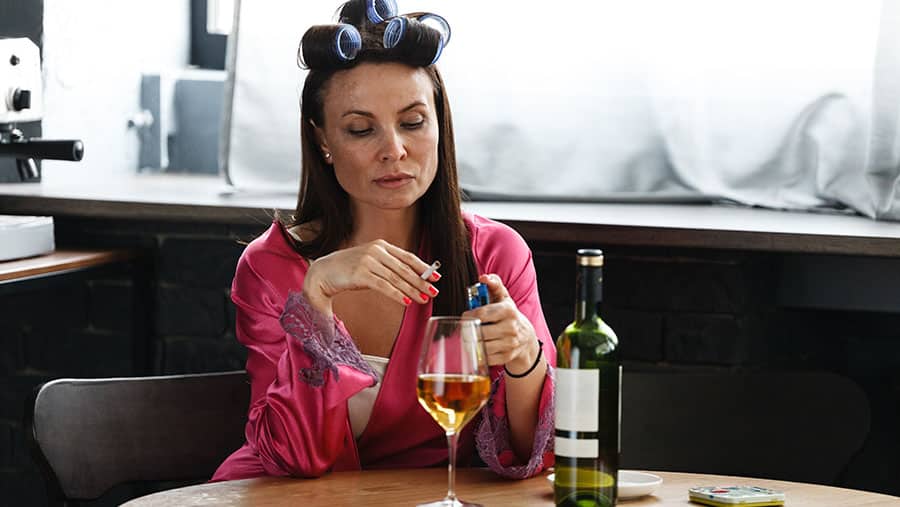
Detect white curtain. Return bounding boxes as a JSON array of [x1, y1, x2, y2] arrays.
[[641, 0, 900, 218], [225, 0, 900, 219]]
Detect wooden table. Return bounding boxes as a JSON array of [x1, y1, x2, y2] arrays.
[[122, 468, 900, 506], [0, 249, 133, 284]]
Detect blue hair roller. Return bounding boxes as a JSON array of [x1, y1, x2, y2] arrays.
[[383, 16, 407, 49], [383, 14, 448, 64], [366, 0, 398, 24], [334, 24, 362, 61], [428, 37, 444, 65], [417, 13, 451, 46]]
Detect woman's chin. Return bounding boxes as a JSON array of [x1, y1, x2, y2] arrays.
[[369, 190, 426, 210], [377, 199, 418, 211]]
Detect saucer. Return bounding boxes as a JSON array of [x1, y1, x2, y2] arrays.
[[546, 470, 663, 499]]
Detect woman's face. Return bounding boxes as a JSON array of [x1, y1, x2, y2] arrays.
[[316, 62, 440, 213]]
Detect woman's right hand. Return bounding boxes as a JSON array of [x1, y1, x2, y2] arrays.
[[302, 239, 441, 317]]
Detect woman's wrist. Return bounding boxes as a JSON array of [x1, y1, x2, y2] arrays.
[[301, 271, 333, 318], [504, 339, 543, 379]]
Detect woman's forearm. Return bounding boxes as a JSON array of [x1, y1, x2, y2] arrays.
[[503, 350, 549, 462]]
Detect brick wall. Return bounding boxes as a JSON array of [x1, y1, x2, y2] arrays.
[[1, 218, 898, 505], [0, 217, 258, 505], [533, 242, 900, 495]]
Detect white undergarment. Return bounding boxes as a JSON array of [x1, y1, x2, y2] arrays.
[[348, 354, 389, 439]]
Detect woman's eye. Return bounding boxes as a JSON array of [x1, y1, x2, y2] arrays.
[[402, 119, 425, 129], [347, 128, 373, 137]]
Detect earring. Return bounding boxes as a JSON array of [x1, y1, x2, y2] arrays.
[[323, 151, 332, 160]]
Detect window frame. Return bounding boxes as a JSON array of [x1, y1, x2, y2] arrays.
[[190, 0, 228, 70]]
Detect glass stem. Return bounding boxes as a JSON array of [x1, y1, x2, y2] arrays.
[[446, 430, 458, 502]]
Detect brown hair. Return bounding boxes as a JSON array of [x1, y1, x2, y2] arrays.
[[285, 1, 476, 315]]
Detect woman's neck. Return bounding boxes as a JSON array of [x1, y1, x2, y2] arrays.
[[347, 203, 420, 252]]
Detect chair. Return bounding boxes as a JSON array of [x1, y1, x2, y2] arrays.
[[26, 370, 250, 506], [621, 370, 871, 485]]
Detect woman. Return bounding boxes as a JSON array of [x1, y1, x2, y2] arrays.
[[213, 0, 555, 481]]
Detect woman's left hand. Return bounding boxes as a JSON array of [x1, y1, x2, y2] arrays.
[[462, 273, 541, 372]]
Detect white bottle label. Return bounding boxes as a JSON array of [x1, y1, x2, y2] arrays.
[[555, 436, 599, 458], [555, 368, 600, 432], [555, 368, 601, 458], [618, 365, 623, 453]]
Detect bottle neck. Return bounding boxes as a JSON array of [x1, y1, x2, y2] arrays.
[[575, 265, 603, 322]]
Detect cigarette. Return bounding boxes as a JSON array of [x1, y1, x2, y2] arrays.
[[420, 260, 441, 280]]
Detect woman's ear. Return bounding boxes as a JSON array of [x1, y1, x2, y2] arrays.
[[310, 120, 332, 164]]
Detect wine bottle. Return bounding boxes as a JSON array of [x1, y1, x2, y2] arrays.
[[554, 249, 621, 507]]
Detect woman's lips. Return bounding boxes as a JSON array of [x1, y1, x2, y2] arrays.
[[374, 173, 414, 189]]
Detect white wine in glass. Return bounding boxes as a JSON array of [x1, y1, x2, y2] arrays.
[[416, 316, 491, 507]]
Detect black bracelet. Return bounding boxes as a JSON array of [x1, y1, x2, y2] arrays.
[[504, 340, 543, 378]]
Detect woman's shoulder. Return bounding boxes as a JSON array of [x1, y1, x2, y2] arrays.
[[462, 212, 533, 278], [234, 221, 309, 290], [463, 211, 530, 254], [241, 221, 305, 260]]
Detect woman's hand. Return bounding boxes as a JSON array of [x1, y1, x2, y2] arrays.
[[303, 240, 440, 317], [466, 273, 548, 464], [462, 274, 541, 372]]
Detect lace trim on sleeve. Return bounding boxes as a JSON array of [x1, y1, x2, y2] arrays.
[[280, 291, 378, 387], [474, 365, 555, 479]]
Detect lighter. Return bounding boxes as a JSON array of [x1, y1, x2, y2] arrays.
[[466, 282, 490, 310]]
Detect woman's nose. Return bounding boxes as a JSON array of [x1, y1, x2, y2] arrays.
[[379, 129, 407, 162]]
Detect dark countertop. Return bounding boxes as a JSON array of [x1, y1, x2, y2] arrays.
[[2, 172, 900, 256]]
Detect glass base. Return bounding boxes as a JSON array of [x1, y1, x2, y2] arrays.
[[416, 498, 482, 507]]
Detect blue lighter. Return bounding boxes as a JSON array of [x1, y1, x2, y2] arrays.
[[466, 282, 490, 310]]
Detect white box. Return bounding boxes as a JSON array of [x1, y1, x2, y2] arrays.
[[0, 215, 55, 262]]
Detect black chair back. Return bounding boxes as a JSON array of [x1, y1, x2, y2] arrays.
[[621, 370, 871, 485], [26, 371, 250, 506]]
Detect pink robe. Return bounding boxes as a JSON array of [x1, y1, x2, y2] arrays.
[[212, 212, 556, 480]]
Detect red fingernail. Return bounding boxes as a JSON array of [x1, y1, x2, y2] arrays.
[[403, 296, 412, 306], [427, 286, 439, 296], [431, 272, 441, 281], [419, 293, 429, 302]]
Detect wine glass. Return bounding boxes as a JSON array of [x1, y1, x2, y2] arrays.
[[416, 316, 491, 507]]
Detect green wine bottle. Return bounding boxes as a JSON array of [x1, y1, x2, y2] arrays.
[[554, 249, 621, 507]]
